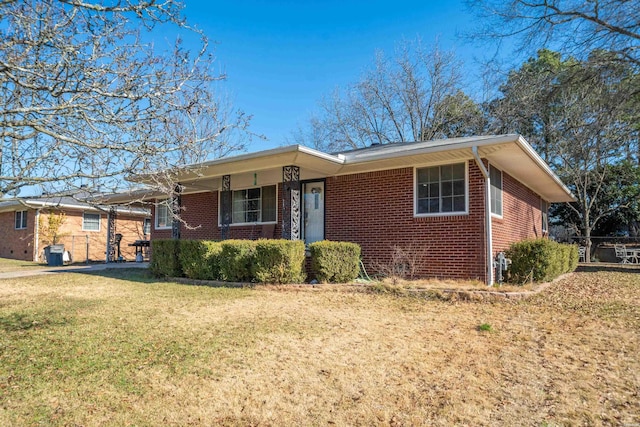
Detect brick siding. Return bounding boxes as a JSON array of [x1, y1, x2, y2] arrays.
[[0, 210, 34, 260], [325, 163, 488, 281], [491, 170, 545, 255], [151, 160, 545, 282], [0, 208, 147, 262]]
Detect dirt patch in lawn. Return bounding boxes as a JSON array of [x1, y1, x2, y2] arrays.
[[0, 269, 638, 426]]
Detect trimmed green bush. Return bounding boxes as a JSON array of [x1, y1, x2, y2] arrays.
[[567, 244, 579, 273], [219, 240, 257, 282], [309, 240, 361, 283], [178, 240, 223, 280], [253, 239, 306, 284], [506, 238, 579, 284], [150, 239, 181, 278]]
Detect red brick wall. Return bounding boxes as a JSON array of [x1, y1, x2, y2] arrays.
[[325, 163, 488, 281], [150, 161, 546, 283], [151, 188, 284, 242], [38, 210, 147, 263], [0, 209, 35, 261], [0, 208, 146, 262], [492, 170, 545, 255]]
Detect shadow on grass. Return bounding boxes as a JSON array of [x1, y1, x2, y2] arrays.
[[79, 268, 158, 284], [576, 263, 640, 274]]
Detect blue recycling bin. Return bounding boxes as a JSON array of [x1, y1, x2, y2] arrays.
[[46, 244, 64, 267]]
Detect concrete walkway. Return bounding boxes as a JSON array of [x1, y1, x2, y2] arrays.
[[0, 262, 149, 280]]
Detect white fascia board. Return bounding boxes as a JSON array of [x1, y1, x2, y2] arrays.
[[514, 136, 576, 202], [21, 200, 149, 216], [138, 145, 347, 184], [134, 145, 344, 180], [341, 135, 519, 164]]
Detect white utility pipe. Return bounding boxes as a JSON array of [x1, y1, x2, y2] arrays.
[[472, 146, 494, 286]]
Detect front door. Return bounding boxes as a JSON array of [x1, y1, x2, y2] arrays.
[[302, 181, 324, 244]]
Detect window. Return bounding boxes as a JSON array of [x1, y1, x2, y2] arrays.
[[490, 165, 503, 216], [15, 210, 27, 229], [82, 213, 101, 231], [143, 218, 151, 235], [416, 163, 467, 215], [228, 185, 277, 224], [541, 200, 549, 233], [155, 204, 171, 229]]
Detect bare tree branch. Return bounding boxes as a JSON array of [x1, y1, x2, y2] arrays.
[[0, 0, 254, 198]]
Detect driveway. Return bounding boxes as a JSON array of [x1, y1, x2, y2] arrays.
[[0, 262, 149, 280]]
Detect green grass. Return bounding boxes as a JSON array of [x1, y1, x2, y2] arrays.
[[0, 257, 45, 273], [0, 268, 638, 426], [477, 322, 493, 332]]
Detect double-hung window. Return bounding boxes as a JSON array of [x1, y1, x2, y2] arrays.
[[229, 185, 277, 224], [143, 218, 151, 235], [541, 200, 549, 233], [490, 165, 503, 217], [416, 163, 467, 215], [82, 213, 101, 231], [155, 204, 171, 229], [15, 210, 27, 229]]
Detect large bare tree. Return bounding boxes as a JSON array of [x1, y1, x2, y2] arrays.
[[0, 0, 251, 198], [467, 0, 640, 65], [292, 41, 485, 152]]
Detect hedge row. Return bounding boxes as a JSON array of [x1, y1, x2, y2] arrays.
[[505, 238, 579, 284], [150, 239, 360, 284]]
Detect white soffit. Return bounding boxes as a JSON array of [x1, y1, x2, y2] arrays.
[[175, 146, 344, 183], [136, 134, 574, 203], [483, 142, 574, 203]]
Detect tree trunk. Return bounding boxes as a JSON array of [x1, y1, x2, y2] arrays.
[[584, 227, 592, 263]]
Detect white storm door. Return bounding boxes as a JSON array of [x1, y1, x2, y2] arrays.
[[302, 181, 324, 244]]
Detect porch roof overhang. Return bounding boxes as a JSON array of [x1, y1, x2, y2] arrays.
[[0, 198, 150, 216], [132, 134, 575, 203]]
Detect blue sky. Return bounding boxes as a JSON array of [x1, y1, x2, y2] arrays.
[[178, 0, 487, 152]]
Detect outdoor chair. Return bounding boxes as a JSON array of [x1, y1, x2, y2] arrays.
[[614, 245, 632, 264], [578, 246, 586, 262]]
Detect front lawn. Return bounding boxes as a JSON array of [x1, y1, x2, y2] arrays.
[[0, 268, 638, 426], [0, 257, 45, 273]]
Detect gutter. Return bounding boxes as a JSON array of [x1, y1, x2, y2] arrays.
[[472, 146, 494, 286], [34, 208, 41, 263]]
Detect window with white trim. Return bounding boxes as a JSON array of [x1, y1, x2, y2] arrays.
[[490, 165, 503, 216], [541, 200, 549, 233], [15, 210, 27, 229], [82, 213, 101, 231], [155, 204, 171, 229], [143, 218, 151, 235], [229, 185, 277, 224], [416, 163, 467, 215]]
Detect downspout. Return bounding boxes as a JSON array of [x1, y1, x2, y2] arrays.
[[472, 147, 494, 286], [34, 208, 41, 262]]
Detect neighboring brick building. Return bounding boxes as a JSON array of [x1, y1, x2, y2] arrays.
[[0, 195, 150, 263], [145, 134, 574, 284]]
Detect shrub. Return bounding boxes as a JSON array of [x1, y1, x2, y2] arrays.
[[253, 239, 306, 284], [178, 240, 223, 280], [309, 240, 361, 283], [506, 238, 579, 284], [567, 244, 579, 273], [219, 240, 257, 282], [150, 239, 181, 278]]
